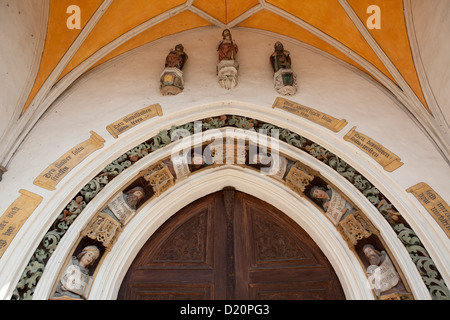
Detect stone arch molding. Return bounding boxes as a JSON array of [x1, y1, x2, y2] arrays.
[[7, 101, 448, 300], [31, 131, 404, 301]]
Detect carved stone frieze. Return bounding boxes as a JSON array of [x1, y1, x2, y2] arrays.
[[218, 60, 239, 90], [379, 292, 414, 300]]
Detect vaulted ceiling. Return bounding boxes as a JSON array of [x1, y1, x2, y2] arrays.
[[24, 0, 428, 115], [2, 0, 449, 169]]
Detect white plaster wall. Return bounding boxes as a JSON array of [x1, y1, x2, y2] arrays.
[[411, 0, 450, 126], [0, 0, 47, 145], [0, 27, 448, 299]]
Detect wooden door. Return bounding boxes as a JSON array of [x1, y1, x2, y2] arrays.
[[118, 189, 345, 300]]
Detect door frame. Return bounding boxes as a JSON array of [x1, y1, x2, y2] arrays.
[[88, 166, 373, 299]]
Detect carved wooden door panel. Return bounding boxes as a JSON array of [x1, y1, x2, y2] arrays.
[[118, 190, 345, 300]]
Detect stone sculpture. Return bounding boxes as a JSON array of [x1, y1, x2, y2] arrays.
[[217, 29, 239, 90], [52, 245, 100, 300], [363, 244, 407, 297], [310, 185, 356, 225], [160, 44, 188, 96], [270, 41, 297, 95]]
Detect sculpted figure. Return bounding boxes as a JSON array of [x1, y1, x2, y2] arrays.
[[270, 41, 297, 95], [52, 245, 100, 300], [165, 44, 188, 70], [102, 186, 145, 226], [218, 29, 238, 62], [217, 29, 239, 90], [161, 44, 188, 95], [271, 41, 291, 72], [363, 244, 406, 297], [310, 185, 355, 225]]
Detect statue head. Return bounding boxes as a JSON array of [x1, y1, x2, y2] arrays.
[[363, 244, 382, 266], [274, 41, 284, 52], [222, 29, 232, 39], [77, 245, 100, 268], [125, 186, 146, 207], [175, 44, 184, 52], [310, 186, 328, 199]]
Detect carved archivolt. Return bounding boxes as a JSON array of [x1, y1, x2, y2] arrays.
[[12, 115, 449, 301]]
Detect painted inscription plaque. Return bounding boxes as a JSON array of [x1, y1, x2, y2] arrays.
[[0, 190, 43, 259], [34, 131, 105, 191], [106, 104, 163, 139], [344, 126, 403, 172], [407, 182, 450, 238], [272, 98, 348, 132]]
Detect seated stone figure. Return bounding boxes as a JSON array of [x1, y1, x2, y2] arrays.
[[270, 41, 297, 95]]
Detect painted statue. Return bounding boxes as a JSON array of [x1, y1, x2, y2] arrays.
[[217, 29, 239, 90], [270, 41, 297, 95], [101, 186, 146, 226], [52, 245, 100, 300], [310, 185, 355, 225], [165, 43, 188, 70], [363, 244, 406, 297], [218, 29, 238, 62], [161, 44, 188, 96]]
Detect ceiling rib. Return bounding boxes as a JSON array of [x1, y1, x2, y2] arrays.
[[403, 0, 450, 134], [339, 0, 427, 112], [0, 0, 114, 167], [339, 0, 450, 162], [1, 0, 189, 167], [260, 1, 409, 105], [189, 4, 227, 28], [226, 3, 263, 28], [3, 0, 449, 170]]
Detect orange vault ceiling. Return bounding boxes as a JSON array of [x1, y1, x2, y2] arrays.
[[22, 0, 429, 114]]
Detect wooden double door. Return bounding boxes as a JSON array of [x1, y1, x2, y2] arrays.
[[118, 189, 345, 300]]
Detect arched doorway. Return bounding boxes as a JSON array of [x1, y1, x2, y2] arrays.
[[118, 188, 345, 300]]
